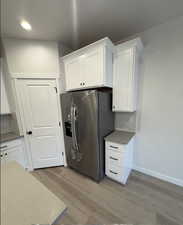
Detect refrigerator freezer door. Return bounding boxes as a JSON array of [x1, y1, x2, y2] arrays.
[[61, 90, 100, 180]]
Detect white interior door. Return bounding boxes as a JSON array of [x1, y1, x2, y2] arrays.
[[16, 79, 64, 169]]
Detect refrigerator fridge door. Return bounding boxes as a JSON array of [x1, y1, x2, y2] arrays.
[[61, 90, 100, 180]]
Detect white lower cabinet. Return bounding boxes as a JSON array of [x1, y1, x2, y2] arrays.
[[0, 139, 26, 168], [105, 138, 134, 185]]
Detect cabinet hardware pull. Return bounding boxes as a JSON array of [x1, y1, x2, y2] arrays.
[[54, 87, 58, 93], [109, 170, 118, 175], [110, 156, 118, 161], [0, 154, 3, 157], [5, 153, 8, 156], [109, 145, 118, 149], [0, 145, 8, 149]]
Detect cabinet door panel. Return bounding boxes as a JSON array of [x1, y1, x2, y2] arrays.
[[65, 58, 82, 90], [5, 146, 25, 168], [113, 48, 134, 112], [81, 47, 103, 88]]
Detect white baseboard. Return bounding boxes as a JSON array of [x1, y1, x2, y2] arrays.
[[133, 165, 183, 187]]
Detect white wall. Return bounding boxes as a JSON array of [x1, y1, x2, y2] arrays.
[[3, 38, 60, 77], [132, 16, 183, 186]]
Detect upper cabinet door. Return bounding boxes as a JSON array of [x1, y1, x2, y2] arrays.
[[113, 48, 134, 112], [63, 38, 114, 91], [113, 38, 143, 112], [65, 57, 83, 90], [81, 47, 104, 88]]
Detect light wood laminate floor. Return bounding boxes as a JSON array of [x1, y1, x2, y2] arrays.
[[32, 167, 183, 225]]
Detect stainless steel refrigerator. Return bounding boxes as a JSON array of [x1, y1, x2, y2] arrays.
[[60, 89, 114, 182]]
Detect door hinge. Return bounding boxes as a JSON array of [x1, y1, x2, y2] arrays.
[[59, 121, 61, 126], [54, 87, 58, 93]]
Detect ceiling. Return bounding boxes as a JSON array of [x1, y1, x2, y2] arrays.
[[1, 0, 183, 49]]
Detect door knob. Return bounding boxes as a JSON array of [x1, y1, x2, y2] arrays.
[[26, 131, 32, 135]]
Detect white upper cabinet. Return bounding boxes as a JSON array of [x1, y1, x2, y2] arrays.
[[113, 38, 143, 112], [0, 59, 11, 114], [63, 38, 114, 91]]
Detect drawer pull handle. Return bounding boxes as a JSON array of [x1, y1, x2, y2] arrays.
[[0, 145, 8, 149], [109, 170, 118, 175], [5, 153, 8, 156], [110, 156, 118, 161], [109, 145, 118, 149]]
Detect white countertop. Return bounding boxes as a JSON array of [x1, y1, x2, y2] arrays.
[[1, 161, 66, 225]]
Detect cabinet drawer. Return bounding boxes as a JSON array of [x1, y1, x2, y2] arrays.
[[106, 165, 123, 182], [106, 150, 122, 167], [0, 139, 22, 151], [106, 142, 124, 152]]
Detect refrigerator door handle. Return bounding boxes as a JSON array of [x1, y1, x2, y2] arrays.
[[71, 103, 79, 151]]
